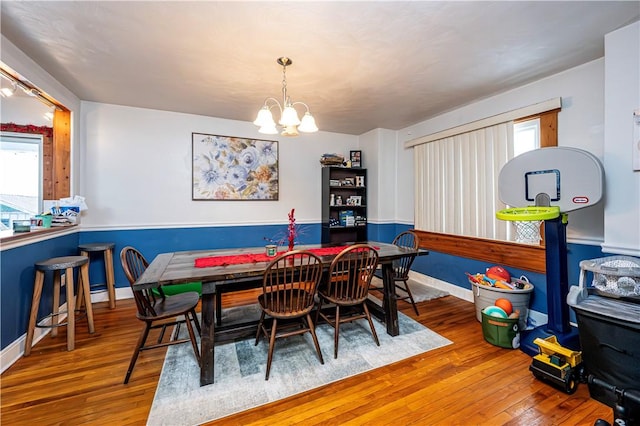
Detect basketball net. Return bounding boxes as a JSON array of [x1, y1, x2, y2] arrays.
[[512, 220, 543, 244]]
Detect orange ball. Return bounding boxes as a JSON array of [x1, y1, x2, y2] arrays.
[[495, 298, 513, 316]]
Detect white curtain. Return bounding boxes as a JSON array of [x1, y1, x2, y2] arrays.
[[414, 121, 514, 240]]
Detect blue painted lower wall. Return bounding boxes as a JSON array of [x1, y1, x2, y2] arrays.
[[0, 222, 605, 351], [1, 233, 80, 349]]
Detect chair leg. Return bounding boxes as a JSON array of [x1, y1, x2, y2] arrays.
[[314, 298, 323, 326], [64, 267, 76, 351], [333, 305, 341, 359], [174, 321, 182, 341], [158, 324, 169, 343], [184, 311, 201, 367], [124, 322, 151, 384], [104, 248, 116, 309], [255, 311, 266, 345], [25, 271, 45, 356], [215, 293, 222, 326], [362, 303, 380, 346], [190, 308, 201, 334], [49, 270, 62, 338], [75, 269, 85, 313], [265, 318, 278, 380], [79, 263, 95, 333], [306, 313, 324, 365], [401, 280, 420, 316]]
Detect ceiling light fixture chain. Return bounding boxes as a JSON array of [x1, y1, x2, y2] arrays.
[[253, 56, 318, 137], [280, 57, 289, 106]]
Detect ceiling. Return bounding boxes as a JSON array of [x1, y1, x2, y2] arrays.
[[1, 1, 638, 135]]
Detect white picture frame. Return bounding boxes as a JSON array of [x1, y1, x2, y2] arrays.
[[348, 195, 362, 206]]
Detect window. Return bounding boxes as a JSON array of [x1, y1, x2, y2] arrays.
[[413, 111, 557, 244], [0, 65, 71, 226], [414, 121, 514, 241], [0, 132, 43, 228], [514, 118, 540, 157]]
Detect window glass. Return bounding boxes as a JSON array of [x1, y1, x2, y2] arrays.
[[514, 118, 540, 156], [0, 132, 42, 229]]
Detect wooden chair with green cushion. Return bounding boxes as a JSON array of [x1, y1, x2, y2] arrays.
[[119, 246, 201, 384]]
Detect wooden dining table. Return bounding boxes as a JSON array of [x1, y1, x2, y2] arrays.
[[133, 241, 427, 386]]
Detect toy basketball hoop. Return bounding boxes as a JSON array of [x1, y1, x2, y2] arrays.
[[497, 146, 604, 245], [496, 206, 560, 244], [496, 146, 605, 356]]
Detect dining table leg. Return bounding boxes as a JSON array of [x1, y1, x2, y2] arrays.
[[200, 291, 215, 386], [381, 262, 400, 336]]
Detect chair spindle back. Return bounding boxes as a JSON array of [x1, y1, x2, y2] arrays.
[[262, 250, 323, 315], [391, 231, 419, 280], [120, 246, 164, 318], [326, 244, 379, 303]]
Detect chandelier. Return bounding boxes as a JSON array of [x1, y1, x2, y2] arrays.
[[253, 57, 318, 137]]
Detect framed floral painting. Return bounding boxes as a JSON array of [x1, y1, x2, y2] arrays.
[[192, 133, 279, 200]]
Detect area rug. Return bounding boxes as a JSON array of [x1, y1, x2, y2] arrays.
[[370, 278, 449, 302], [147, 305, 452, 426]]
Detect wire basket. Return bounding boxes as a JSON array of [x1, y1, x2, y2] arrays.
[[511, 220, 543, 244], [579, 255, 640, 297]]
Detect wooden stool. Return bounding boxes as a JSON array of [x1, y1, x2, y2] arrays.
[[24, 256, 95, 356], [78, 242, 116, 309]]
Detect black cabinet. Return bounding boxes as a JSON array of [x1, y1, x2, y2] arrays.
[[321, 167, 367, 243]]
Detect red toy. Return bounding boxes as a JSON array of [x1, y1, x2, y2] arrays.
[[486, 265, 511, 283]]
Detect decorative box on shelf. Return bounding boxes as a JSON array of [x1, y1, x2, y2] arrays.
[[339, 210, 355, 227], [320, 153, 345, 167], [355, 216, 367, 226]]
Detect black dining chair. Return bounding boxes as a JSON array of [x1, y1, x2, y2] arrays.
[[120, 246, 201, 384], [315, 244, 380, 359], [255, 250, 325, 380], [370, 230, 421, 315]]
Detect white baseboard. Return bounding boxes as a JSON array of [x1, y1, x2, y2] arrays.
[[1, 286, 134, 374], [88, 286, 134, 303], [0, 303, 70, 374], [408, 271, 474, 302]]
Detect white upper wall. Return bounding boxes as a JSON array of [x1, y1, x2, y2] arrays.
[[395, 58, 607, 245], [602, 21, 640, 256], [79, 102, 359, 228], [0, 95, 52, 127], [358, 128, 397, 224]]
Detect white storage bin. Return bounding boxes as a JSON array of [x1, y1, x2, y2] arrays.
[[471, 280, 534, 331]]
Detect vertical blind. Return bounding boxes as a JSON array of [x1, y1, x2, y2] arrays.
[[414, 121, 514, 240]]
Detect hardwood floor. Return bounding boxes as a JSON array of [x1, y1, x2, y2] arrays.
[[1, 290, 613, 425]]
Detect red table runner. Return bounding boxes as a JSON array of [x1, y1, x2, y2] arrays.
[[195, 245, 360, 268]]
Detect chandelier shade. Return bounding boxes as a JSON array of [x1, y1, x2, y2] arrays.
[[298, 112, 318, 132], [254, 57, 318, 136], [253, 107, 275, 127]]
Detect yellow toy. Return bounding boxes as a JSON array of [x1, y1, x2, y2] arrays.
[[529, 335, 583, 394]]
